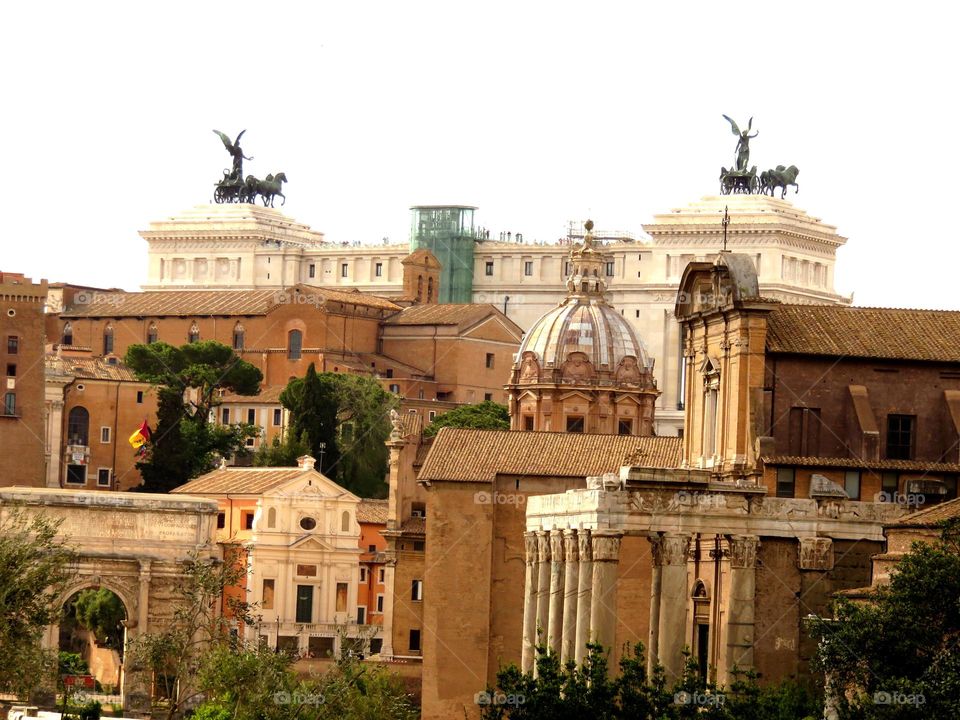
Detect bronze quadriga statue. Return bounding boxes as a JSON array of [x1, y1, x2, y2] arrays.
[[718, 116, 798, 198], [212, 129, 288, 207]]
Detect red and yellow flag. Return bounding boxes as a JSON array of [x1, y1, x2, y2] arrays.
[[128, 420, 151, 450]]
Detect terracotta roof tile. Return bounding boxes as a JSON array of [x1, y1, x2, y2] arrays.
[[401, 517, 426, 534], [45, 355, 141, 382], [221, 385, 286, 404], [419, 429, 681, 483], [766, 305, 960, 362], [357, 499, 388, 524], [171, 466, 317, 495], [762, 455, 960, 473], [887, 496, 960, 527], [382, 304, 498, 327]]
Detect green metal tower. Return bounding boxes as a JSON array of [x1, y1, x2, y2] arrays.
[[409, 206, 477, 303]]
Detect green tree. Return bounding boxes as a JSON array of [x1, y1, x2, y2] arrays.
[[279, 363, 340, 475], [423, 400, 510, 437], [0, 508, 75, 698], [125, 547, 253, 720], [73, 588, 125, 650], [253, 430, 311, 467], [811, 519, 960, 719], [124, 341, 263, 492]]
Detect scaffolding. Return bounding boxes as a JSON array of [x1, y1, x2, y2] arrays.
[[409, 206, 478, 303]]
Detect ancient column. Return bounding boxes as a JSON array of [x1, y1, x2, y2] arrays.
[[589, 531, 622, 654], [548, 530, 566, 653], [723, 535, 758, 683], [657, 533, 691, 683], [137, 559, 152, 632], [521, 532, 539, 672], [380, 559, 397, 658], [561, 530, 579, 663], [534, 531, 551, 662], [574, 530, 593, 666], [647, 534, 664, 674]]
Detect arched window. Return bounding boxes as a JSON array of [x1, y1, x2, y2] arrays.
[[233, 322, 245, 351], [267, 507, 277, 529], [341, 510, 350, 532], [62, 322, 73, 346], [416, 275, 423, 302], [103, 324, 114, 355], [427, 277, 434, 303], [67, 406, 90, 445], [146, 323, 158, 344], [288, 330, 302, 360], [188, 322, 200, 343]]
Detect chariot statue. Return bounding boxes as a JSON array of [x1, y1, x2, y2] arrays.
[[212, 129, 288, 206], [718, 116, 799, 198]]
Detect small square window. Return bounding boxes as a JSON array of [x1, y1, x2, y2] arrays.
[[217, 512, 226, 529], [485, 353, 495, 369], [97, 468, 111, 487], [409, 629, 421, 652], [844, 471, 861, 500], [566, 416, 584, 433], [66, 465, 86, 485], [484, 261, 494, 276], [5, 364, 15, 377], [776, 468, 796, 498], [376, 594, 384, 612], [221, 408, 230, 424], [618, 419, 632, 436], [484, 393, 493, 402], [7, 336, 19, 354], [247, 408, 256, 425], [100, 427, 111, 444], [368, 543, 376, 553]]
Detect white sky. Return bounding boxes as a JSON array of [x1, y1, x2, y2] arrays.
[[1, 2, 958, 308]]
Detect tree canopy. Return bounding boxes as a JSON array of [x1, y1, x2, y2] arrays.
[[422, 400, 510, 437], [73, 588, 126, 650], [0, 508, 75, 698], [124, 341, 263, 492]]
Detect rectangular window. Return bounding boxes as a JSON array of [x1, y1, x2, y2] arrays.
[[788, 407, 821, 456], [262, 579, 275, 609], [336, 582, 348, 612], [221, 408, 229, 424], [881, 472, 899, 498], [566, 416, 584, 433], [136, 390, 144, 404], [618, 419, 633, 436], [247, 408, 256, 425], [368, 543, 376, 553], [413, 540, 425, 551], [66, 465, 86, 485], [524, 261, 533, 276], [217, 512, 225, 529], [886, 414, 915, 460], [97, 468, 111, 487], [776, 467, 796, 498], [411, 502, 426, 518], [7, 336, 18, 354], [428, 410, 436, 421], [308, 264, 316, 279], [844, 470, 861, 501], [376, 594, 384, 613], [295, 585, 313, 623], [233, 331, 244, 350], [341, 263, 348, 278], [524, 415, 534, 431], [375, 262, 383, 277], [485, 353, 495, 369], [100, 427, 111, 444], [485, 261, 494, 276], [484, 392, 493, 402], [244, 512, 254, 530], [605, 261, 615, 276], [297, 564, 318, 577], [409, 629, 421, 652], [357, 606, 366, 625], [3, 392, 15, 416], [378, 568, 385, 583], [411, 579, 423, 601], [5, 364, 14, 377], [273, 408, 282, 426], [359, 567, 367, 582]]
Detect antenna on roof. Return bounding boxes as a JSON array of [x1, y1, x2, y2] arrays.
[[721, 206, 730, 253]]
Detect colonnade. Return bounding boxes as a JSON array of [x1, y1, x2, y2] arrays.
[[521, 528, 622, 672]]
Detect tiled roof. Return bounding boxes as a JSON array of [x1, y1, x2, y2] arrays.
[[419, 429, 681, 483], [46, 355, 140, 382], [401, 517, 426, 534], [357, 499, 388, 524], [887, 496, 960, 527], [61, 285, 399, 318], [766, 305, 960, 362], [171, 466, 314, 495], [414, 437, 435, 468], [221, 385, 286, 404], [382, 304, 498, 327], [762, 455, 960, 473]]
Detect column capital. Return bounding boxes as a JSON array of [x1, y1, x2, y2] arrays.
[[550, 530, 565, 562], [660, 533, 691, 566], [798, 537, 834, 571], [729, 535, 759, 569], [536, 531, 551, 563], [563, 530, 579, 562], [578, 530, 592, 562], [524, 532, 539, 565], [591, 531, 622, 562]]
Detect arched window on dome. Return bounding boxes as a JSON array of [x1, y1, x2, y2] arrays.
[[61, 322, 73, 346]]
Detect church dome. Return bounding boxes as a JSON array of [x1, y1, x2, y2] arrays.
[[512, 221, 654, 387]]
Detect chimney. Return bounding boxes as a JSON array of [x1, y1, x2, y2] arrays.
[[297, 455, 316, 471]]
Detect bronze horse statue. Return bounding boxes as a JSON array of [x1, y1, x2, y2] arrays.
[[760, 165, 799, 198], [244, 172, 288, 207]]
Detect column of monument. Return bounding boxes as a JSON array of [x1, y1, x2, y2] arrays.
[[574, 530, 593, 665], [647, 535, 664, 674], [521, 532, 539, 672], [657, 533, 691, 682], [548, 531, 565, 652], [534, 530, 551, 673], [561, 530, 579, 663], [589, 530, 622, 652], [724, 535, 759, 682]]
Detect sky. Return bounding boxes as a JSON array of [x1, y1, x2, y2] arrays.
[[1, 2, 958, 308]]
